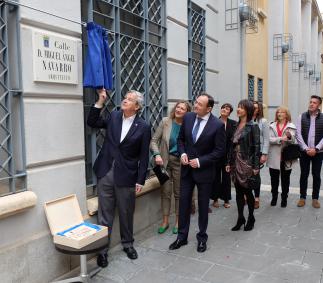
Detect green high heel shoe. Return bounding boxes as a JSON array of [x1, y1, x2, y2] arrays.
[[172, 227, 178, 234], [158, 224, 169, 234]]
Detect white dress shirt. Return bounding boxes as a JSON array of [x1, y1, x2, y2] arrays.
[[192, 112, 211, 142], [182, 112, 211, 168], [95, 104, 142, 187], [120, 114, 136, 142], [94, 103, 136, 142]]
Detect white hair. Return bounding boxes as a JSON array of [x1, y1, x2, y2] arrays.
[[127, 90, 144, 111]]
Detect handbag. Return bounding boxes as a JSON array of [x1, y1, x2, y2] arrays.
[[247, 173, 261, 190], [281, 144, 301, 161], [153, 165, 170, 185]]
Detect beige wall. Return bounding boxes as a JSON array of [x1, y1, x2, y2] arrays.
[[246, 0, 268, 110]]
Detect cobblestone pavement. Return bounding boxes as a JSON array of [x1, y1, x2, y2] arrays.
[[90, 187, 323, 283]]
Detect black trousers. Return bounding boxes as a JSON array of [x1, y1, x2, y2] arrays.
[[177, 173, 212, 244], [212, 164, 231, 202], [235, 183, 255, 220], [299, 152, 323, 200], [269, 162, 292, 199]]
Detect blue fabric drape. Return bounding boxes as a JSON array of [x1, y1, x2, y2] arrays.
[[83, 22, 113, 90]]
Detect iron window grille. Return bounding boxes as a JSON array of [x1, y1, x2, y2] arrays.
[[188, 1, 206, 102], [257, 78, 263, 102], [225, 0, 239, 30], [248, 74, 255, 101], [81, 0, 167, 195], [0, 2, 26, 197]]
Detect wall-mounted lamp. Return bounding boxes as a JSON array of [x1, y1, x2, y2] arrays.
[[292, 52, 306, 72], [273, 34, 293, 61], [281, 42, 289, 54]]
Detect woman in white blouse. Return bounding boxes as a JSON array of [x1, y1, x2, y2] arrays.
[[267, 106, 297, 207]]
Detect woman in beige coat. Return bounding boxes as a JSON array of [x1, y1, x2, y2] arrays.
[[150, 101, 191, 234], [267, 106, 297, 207]]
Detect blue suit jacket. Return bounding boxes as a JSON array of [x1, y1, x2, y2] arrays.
[[87, 107, 151, 187], [177, 112, 226, 183]]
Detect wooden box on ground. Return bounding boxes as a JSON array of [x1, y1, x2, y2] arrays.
[[44, 194, 108, 249]]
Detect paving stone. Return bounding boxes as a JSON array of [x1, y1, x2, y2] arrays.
[[260, 259, 322, 283], [92, 274, 121, 283], [302, 251, 323, 270], [288, 236, 323, 253], [134, 248, 179, 270], [200, 246, 276, 273], [230, 239, 268, 256], [165, 256, 213, 279], [91, 191, 323, 283], [202, 264, 251, 283], [125, 269, 178, 283], [247, 273, 291, 283], [254, 231, 290, 248]]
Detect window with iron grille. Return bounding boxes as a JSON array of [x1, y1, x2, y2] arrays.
[[0, 3, 26, 197], [257, 78, 263, 102], [248, 74, 255, 101], [81, 0, 167, 195], [188, 1, 206, 102]]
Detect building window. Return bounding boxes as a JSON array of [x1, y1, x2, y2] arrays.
[[257, 78, 263, 102], [188, 1, 206, 101], [248, 74, 255, 101], [0, 3, 26, 197], [81, 0, 167, 195]]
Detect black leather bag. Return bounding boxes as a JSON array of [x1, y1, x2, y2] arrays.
[[281, 144, 301, 161], [247, 173, 261, 190], [153, 165, 170, 185]]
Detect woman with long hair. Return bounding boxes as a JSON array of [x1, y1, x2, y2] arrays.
[[150, 101, 191, 234], [267, 106, 297, 207], [226, 99, 260, 231], [252, 101, 269, 209], [211, 103, 237, 209]]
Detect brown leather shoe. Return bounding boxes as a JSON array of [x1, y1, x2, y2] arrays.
[[312, 199, 320, 209], [254, 200, 260, 209], [297, 199, 305, 207], [213, 200, 220, 208], [223, 202, 231, 208]]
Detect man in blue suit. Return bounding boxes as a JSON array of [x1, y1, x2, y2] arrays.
[[87, 89, 151, 267], [169, 93, 226, 252]]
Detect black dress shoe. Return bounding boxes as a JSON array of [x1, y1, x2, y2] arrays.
[[231, 217, 246, 231], [197, 241, 207, 253], [97, 253, 108, 268], [271, 197, 277, 206], [123, 247, 138, 260], [169, 239, 188, 250], [244, 215, 255, 231], [281, 198, 287, 207]]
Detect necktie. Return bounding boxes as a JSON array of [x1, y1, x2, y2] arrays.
[[192, 117, 202, 143]]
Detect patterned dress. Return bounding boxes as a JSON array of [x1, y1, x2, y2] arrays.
[[231, 127, 254, 188]]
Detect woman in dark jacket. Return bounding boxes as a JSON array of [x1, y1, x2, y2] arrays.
[[211, 103, 237, 209], [226, 100, 260, 231]]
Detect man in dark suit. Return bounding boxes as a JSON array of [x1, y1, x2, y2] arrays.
[[87, 89, 151, 267], [169, 93, 226, 253]]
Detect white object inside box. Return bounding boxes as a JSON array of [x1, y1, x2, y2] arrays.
[[44, 194, 108, 248]]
